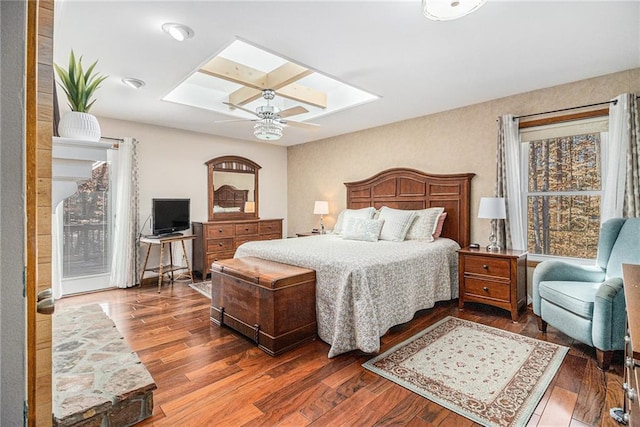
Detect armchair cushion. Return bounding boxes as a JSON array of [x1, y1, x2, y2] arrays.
[[537, 281, 600, 319]]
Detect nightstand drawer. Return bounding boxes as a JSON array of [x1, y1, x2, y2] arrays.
[[464, 278, 510, 301], [464, 256, 511, 279]]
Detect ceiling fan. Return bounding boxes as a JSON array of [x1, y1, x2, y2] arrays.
[[217, 89, 319, 141]]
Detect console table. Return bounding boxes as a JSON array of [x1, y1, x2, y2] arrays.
[[139, 234, 196, 292]]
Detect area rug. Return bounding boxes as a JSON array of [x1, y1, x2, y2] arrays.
[[362, 316, 568, 427], [189, 281, 212, 298]]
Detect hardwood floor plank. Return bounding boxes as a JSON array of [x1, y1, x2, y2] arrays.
[[55, 285, 625, 426]]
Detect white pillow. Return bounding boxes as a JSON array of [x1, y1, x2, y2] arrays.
[[333, 207, 376, 234], [405, 207, 445, 242], [342, 218, 384, 242], [377, 207, 417, 242]]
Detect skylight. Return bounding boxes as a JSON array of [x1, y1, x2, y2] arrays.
[[163, 39, 379, 124]]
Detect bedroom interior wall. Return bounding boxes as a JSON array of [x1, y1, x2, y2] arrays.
[[97, 117, 288, 276], [287, 67, 640, 297]]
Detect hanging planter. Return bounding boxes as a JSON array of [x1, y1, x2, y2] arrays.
[[54, 50, 108, 141]]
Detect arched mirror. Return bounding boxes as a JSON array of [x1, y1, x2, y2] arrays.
[[206, 156, 260, 221]]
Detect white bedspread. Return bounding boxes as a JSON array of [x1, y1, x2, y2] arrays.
[[234, 234, 460, 358]]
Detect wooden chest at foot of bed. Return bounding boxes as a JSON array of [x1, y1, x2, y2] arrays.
[[210, 257, 317, 356]]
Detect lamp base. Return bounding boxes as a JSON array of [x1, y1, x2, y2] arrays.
[[486, 242, 502, 252]]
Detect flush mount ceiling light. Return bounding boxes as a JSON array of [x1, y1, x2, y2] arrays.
[[422, 0, 487, 21], [121, 77, 146, 89], [161, 23, 194, 41], [253, 119, 283, 141]]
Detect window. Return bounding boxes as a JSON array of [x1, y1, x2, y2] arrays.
[[62, 162, 111, 278], [520, 117, 608, 260]]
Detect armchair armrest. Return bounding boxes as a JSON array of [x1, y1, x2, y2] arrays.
[[593, 277, 626, 351], [532, 260, 605, 315]]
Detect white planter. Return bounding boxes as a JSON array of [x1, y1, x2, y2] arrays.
[[58, 111, 101, 142]]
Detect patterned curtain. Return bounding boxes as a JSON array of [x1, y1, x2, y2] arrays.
[[604, 94, 640, 221], [624, 95, 640, 217], [495, 115, 526, 250], [109, 137, 140, 288]]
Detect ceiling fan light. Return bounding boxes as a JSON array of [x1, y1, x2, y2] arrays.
[[254, 119, 283, 141], [121, 77, 146, 89], [422, 0, 487, 21], [162, 23, 194, 41]]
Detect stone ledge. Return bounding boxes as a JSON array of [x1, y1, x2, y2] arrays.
[[53, 304, 156, 427]]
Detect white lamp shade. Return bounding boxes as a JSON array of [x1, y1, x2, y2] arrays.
[[478, 197, 506, 219], [313, 201, 329, 215], [244, 201, 255, 213]]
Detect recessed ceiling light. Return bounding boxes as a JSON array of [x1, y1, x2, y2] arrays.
[[121, 78, 146, 89], [162, 23, 194, 41], [422, 0, 487, 21]]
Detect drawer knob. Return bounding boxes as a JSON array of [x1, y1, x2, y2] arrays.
[[218, 228, 223, 233], [482, 264, 488, 269], [482, 286, 489, 292], [218, 242, 223, 246]]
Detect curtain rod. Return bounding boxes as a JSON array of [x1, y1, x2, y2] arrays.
[[514, 95, 640, 121], [101, 136, 124, 142], [513, 100, 617, 121]]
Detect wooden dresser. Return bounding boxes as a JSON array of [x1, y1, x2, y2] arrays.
[[458, 247, 527, 322], [192, 219, 283, 277], [620, 263, 640, 426]]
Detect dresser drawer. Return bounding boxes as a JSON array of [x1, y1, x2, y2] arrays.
[[464, 255, 511, 279], [206, 224, 235, 238], [235, 235, 256, 248], [260, 233, 282, 241], [259, 220, 282, 236], [464, 278, 510, 302], [235, 223, 259, 236], [207, 238, 234, 252], [207, 252, 235, 267]]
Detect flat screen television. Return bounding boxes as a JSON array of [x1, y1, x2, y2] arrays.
[[151, 198, 190, 236]]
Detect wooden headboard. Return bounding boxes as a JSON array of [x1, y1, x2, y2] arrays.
[[214, 185, 248, 209], [345, 168, 475, 248]]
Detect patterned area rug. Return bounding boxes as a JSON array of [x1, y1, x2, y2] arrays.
[[363, 316, 568, 427], [189, 281, 212, 298]]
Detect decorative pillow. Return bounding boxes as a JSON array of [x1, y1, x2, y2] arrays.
[[342, 218, 384, 242], [432, 212, 448, 240], [377, 207, 417, 242], [405, 207, 445, 242], [333, 207, 376, 234]]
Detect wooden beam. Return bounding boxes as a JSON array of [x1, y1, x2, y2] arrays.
[[200, 57, 327, 109]]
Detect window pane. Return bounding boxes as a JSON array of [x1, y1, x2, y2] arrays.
[[527, 195, 600, 258], [528, 133, 601, 192], [63, 163, 110, 277]]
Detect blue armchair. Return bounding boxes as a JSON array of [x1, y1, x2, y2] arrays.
[[533, 217, 640, 370]]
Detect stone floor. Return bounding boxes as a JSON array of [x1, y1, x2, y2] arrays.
[[52, 304, 156, 426]]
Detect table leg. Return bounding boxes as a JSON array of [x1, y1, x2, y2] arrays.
[[181, 240, 194, 284], [157, 243, 165, 293], [168, 243, 175, 285], [140, 243, 152, 286]]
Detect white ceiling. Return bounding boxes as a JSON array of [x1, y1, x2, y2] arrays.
[[54, 1, 640, 146]]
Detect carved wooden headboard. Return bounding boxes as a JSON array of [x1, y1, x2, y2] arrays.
[[345, 168, 475, 248], [214, 184, 248, 209]]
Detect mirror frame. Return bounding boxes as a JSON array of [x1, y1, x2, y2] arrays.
[[206, 155, 261, 221]]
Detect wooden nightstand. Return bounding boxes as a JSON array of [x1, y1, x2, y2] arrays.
[[458, 247, 527, 322]]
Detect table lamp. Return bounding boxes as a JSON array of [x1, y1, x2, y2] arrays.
[[478, 197, 506, 251], [313, 201, 329, 234]]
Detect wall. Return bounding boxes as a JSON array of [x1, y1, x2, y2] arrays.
[[98, 117, 288, 270], [0, 1, 26, 423], [287, 68, 640, 244]]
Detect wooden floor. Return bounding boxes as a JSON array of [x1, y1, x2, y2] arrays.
[[56, 281, 625, 426]]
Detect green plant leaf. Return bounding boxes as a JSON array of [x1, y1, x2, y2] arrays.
[[54, 49, 109, 113]]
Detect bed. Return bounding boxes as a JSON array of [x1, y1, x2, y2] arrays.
[[234, 168, 475, 357], [213, 184, 248, 213]]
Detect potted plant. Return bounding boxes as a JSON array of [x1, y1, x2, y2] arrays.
[[55, 50, 108, 141]]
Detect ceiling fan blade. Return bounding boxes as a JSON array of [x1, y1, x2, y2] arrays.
[[283, 120, 320, 130], [223, 101, 259, 117], [213, 118, 254, 124], [279, 106, 309, 118]]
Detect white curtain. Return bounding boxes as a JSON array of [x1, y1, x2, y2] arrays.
[[109, 137, 139, 288], [495, 114, 526, 250], [602, 94, 629, 222]]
